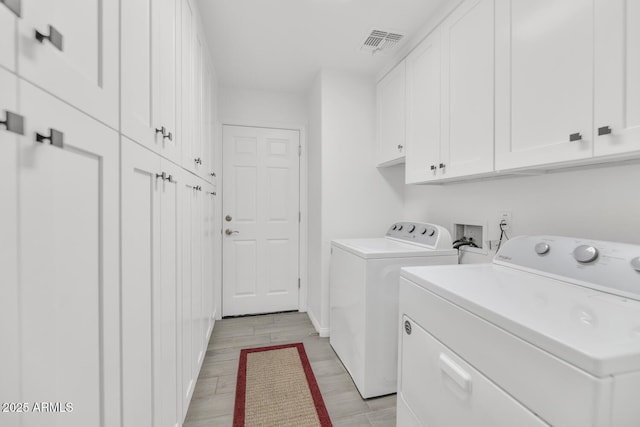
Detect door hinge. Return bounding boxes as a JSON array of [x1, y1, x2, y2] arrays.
[[298, 145, 301, 156], [298, 278, 301, 289]]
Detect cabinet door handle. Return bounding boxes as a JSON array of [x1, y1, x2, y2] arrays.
[[164, 130, 173, 141], [156, 172, 167, 180], [397, 144, 403, 151], [155, 126, 166, 136], [35, 24, 64, 51], [194, 157, 202, 165], [0, 110, 25, 135], [1, 0, 21, 17], [36, 128, 64, 148], [210, 172, 216, 177], [430, 165, 436, 171], [597, 126, 612, 136], [569, 132, 582, 142], [439, 163, 445, 169]]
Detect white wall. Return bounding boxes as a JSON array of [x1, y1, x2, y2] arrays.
[[404, 162, 640, 264], [218, 86, 308, 126], [306, 69, 405, 335], [307, 74, 323, 330]]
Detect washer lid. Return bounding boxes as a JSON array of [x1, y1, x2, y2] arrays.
[[332, 238, 457, 259], [401, 264, 640, 377]]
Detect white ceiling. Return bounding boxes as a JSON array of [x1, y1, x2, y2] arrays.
[[196, 0, 449, 94]]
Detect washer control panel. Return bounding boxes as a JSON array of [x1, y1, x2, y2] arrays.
[[495, 235, 640, 300], [386, 222, 452, 249]]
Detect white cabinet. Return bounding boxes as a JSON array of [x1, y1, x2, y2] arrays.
[[440, 0, 494, 179], [3, 79, 121, 427], [594, 0, 640, 157], [0, 3, 17, 71], [495, 0, 594, 170], [121, 139, 182, 427], [406, 0, 494, 184], [121, 0, 179, 162], [405, 29, 441, 184], [0, 67, 20, 427], [376, 61, 406, 166], [17, 0, 119, 128], [203, 184, 217, 336]]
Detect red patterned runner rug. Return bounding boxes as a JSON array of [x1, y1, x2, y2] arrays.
[[233, 343, 332, 427]]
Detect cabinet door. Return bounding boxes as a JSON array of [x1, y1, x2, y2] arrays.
[[180, 0, 195, 172], [17, 0, 119, 128], [495, 0, 594, 170], [160, 158, 181, 427], [203, 186, 216, 335], [405, 29, 442, 184], [192, 32, 205, 175], [18, 80, 120, 427], [121, 0, 160, 150], [0, 67, 20, 427], [121, 139, 162, 427], [191, 180, 204, 371], [159, 0, 179, 162], [376, 61, 406, 167], [594, 0, 640, 156], [180, 174, 196, 414], [440, 0, 494, 179], [0, 3, 17, 71]]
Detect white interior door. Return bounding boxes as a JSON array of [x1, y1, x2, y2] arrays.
[[222, 125, 300, 317]]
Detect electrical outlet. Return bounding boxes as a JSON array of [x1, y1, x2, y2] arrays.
[[499, 211, 512, 230]]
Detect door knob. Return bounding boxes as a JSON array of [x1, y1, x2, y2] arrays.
[[35, 24, 63, 51], [0, 110, 25, 135], [225, 229, 239, 235]]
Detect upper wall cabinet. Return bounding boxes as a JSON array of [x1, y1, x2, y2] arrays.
[[594, 0, 640, 157], [405, 0, 494, 184], [0, 3, 17, 71], [495, 0, 594, 170], [122, 0, 179, 162], [376, 61, 406, 167], [17, 0, 119, 129], [405, 29, 441, 184]]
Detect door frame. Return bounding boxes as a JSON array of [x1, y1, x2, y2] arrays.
[[218, 120, 308, 317]]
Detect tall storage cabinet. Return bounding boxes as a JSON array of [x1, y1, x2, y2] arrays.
[[0, 76, 121, 427]]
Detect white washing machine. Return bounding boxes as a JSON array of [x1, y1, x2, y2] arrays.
[[398, 235, 640, 427], [329, 222, 457, 399]]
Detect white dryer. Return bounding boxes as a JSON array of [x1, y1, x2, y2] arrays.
[[329, 222, 457, 399], [398, 235, 640, 427]]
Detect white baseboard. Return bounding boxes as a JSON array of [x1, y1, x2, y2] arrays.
[[307, 308, 330, 337]]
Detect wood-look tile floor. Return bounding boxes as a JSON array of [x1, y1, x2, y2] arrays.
[[183, 311, 396, 427]]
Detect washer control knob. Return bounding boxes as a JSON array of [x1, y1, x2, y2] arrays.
[[408, 225, 416, 233], [392, 224, 397, 230], [420, 227, 427, 235], [428, 228, 435, 237], [397, 225, 403, 231], [573, 245, 599, 263], [535, 242, 550, 255], [631, 257, 640, 272]]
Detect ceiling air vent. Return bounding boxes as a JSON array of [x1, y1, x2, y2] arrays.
[[361, 29, 405, 54]]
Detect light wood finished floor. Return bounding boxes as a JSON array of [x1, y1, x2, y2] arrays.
[[183, 312, 396, 426]]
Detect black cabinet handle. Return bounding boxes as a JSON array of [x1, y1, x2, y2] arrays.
[[1, 0, 22, 17], [569, 132, 582, 142], [439, 163, 445, 169], [35, 24, 63, 51], [36, 128, 64, 148], [598, 126, 612, 136], [194, 157, 202, 165], [0, 110, 25, 135], [397, 144, 403, 151], [155, 126, 166, 136], [430, 165, 436, 171], [166, 174, 174, 183], [164, 131, 172, 141], [210, 172, 216, 177], [156, 172, 167, 180]]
